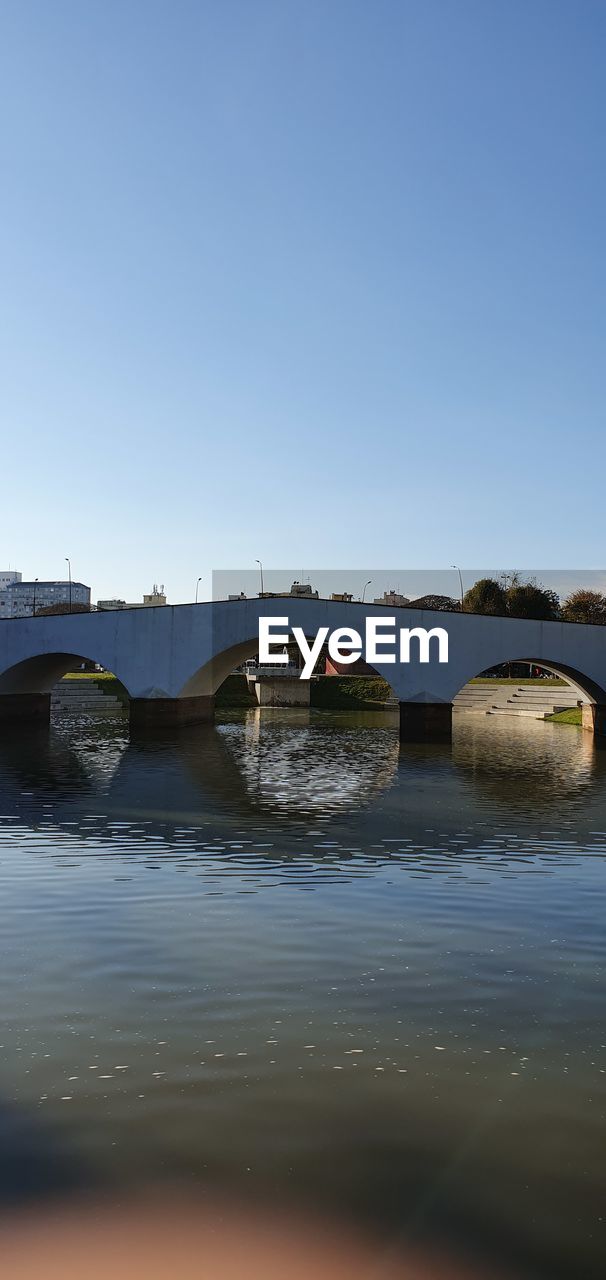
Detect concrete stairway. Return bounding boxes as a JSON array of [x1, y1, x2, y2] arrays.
[[454, 685, 499, 712], [51, 678, 124, 715], [454, 682, 584, 719]]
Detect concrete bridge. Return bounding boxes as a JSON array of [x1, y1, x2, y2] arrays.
[[0, 598, 605, 739]]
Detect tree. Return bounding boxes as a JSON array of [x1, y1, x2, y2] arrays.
[[506, 580, 559, 621], [561, 589, 606, 625], [462, 578, 507, 615], [407, 594, 459, 611], [36, 603, 91, 616]]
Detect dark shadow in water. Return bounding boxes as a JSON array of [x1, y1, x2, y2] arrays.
[[0, 1098, 100, 1208], [0, 724, 94, 799], [0, 1097, 541, 1279]]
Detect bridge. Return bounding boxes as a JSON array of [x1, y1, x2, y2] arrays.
[[0, 598, 605, 739]]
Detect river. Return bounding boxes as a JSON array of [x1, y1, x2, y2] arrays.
[[0, 708, 604, 1278]]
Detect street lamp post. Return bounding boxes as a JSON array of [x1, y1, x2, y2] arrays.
[[32, 578, 38, 617], [452, 565, 464, 611], [65, 558, 72, 613], [255, 559, 264, 597], [195, 576, 202, 604], [362, 579, 372, 603]]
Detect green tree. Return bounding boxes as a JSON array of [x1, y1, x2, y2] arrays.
[[561, 589, 606, 625], [36, 602, 90, 616], [408, 594, 459, 611], [506, 580, 560, 621], [462, 577, 507, 615]]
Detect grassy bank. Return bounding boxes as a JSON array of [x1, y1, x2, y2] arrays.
[[470, 677, 567, 686], [63, 671, 118, 681], [546, 707, 582, 725], [61, 670, 256, 710], [62, 671, 575, 714], [215, 674, 257, 708], [217, 673, 393, 709], [312, 674, 393, 709]]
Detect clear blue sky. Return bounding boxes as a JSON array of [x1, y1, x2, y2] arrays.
[[1, 0, 604, 603]]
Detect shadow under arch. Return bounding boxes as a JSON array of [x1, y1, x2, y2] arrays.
[[0, 652, 132, 699]]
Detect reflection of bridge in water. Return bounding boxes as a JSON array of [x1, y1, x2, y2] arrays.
[[0, 713, 603, 878], [1, 598, 606, 739]]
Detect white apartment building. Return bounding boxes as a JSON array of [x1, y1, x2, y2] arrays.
[[0, 579, 91, 618]]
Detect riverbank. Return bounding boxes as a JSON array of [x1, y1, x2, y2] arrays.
[[217, 674, 576, 712], [547, 707, 582, 725], [60, 672, 578, 713], [470, 676, 568, 686], [215, 673, 392, 709]]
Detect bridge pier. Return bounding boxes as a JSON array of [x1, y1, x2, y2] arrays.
[[0, 693, 51, 723], [129, 696, 215, 731], [253, 677, 310, 707], [582, 703, 606, 737], [399, 700, 452, 743]]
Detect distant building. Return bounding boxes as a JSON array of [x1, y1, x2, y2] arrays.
[[228, 592, 247, 601], [0, 570, 21, 592], [143, 584, 166, 606], [97, 584, 167, 611], [331, 592, 353, 603], [373, 589, 410, 607], [288, 580, 318, 598], [260, 580, 319, 600], [0, 579, 91, 618]]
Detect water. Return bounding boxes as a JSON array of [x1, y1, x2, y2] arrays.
[[0, 707, 605, 1278]]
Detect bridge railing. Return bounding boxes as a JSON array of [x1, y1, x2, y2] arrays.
[[244, 665, 303, 679]]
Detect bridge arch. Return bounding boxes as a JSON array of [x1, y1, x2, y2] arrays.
[[178, 634, 400, 701], [452, 656, 606, 705], [179, 638, 266, 698], [0, 652, 133, 699]]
